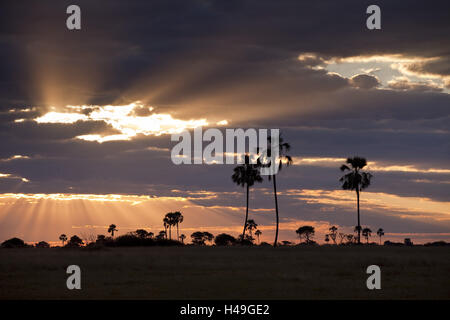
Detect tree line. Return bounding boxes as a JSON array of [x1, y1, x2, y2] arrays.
[[2, 134, 441, 248]]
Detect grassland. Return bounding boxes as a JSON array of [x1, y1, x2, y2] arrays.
[[0, 246, 449, 299]]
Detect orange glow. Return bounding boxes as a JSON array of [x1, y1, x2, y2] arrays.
[[282, 189, 450, 220], [292, 157, 450, 173], [1, 190, 449, 245]]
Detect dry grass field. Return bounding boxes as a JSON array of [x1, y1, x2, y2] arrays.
[[0, 246, 449, 299]]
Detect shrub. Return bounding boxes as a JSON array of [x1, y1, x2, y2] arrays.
[[1, 237, 27, 248], [65, 235, 84, 247], [214, 233, 236, 246], [35, 241, 50, 248]]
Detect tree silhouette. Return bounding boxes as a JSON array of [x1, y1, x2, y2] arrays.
[[179, 234, 186, 244], [255, 230, 262, 244], [191, 231, 214, 245], [340, 157, 372, 244], [68, 235, 83, 247], [377, 228, 385, 245], [156, 230, 166, 240], [362, 227, 372, 244], [135, 229, 149, 238], [214, 233, 236, 246], [147, 232, 154, 239], [325, 234, 330, 243], [108, 224, 118, 238], [172, 211, 184, 241], [202, 232, 214, 245], [296, 226, 315, 244], [1, 238, 26, 248], [163, 216, 170, 239], [329, 226, 338, 244], [354, 225, 362, 237], [35, 241, 50, 248], [232, 154, 263, 241], [59, 234, 67, 246], [346, 234, 354, 244], [246, 219, 258, 238], [338, 232, 346, 244], [264, 134, 292, 247], [164, 213, 175, 240], [236, 234, 254, 245]]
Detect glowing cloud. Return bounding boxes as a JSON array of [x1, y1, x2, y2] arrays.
[[292, 157, 450, 173], [316, 53, 449, 93], [33, 102, 209, 142]]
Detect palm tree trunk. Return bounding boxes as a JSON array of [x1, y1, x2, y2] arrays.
[[356, 189, 361, 244], [177, 223, 179, 240], [169, 226, 172, 240], [273, 174, 279, 247], [242, 184, 250, 240]]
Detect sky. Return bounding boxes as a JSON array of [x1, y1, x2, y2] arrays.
[[0, 0, 449, 245]]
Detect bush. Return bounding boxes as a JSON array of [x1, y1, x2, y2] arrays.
[[65, 235, 84, 247], [114, 234, 154, 246], [236, 234, 254, 246], [35, 241, 50, 248], [1, 237, 27, 248], [153, 238, 182, 246], [384, 240, 404, 246], [214, 233, 236, 246], [424, 241, 449, 247]]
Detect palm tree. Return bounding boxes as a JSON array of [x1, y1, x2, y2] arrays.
[[172, 211, 184, 240], [59, 234, 67, 246], [108, 224, 118, 238], [232, 154, 263, 241], [362, 227, 372, 244], [265, 134, 292, 247], [246, 219, 258, 238], [340, 157, 373, 244], [163, 216, 170, 239], [255, 230, 262, 244], [180, 234, 186, 244], [354, 225, 362, 237], [377, 228, 385, 245]]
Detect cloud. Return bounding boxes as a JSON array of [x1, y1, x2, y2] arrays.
[[349, 74, 380, 89], [388, 77, 443, 92], [395, 56, 450, 78], [0, 0, 449, 243], [32, 102, 209, 142]]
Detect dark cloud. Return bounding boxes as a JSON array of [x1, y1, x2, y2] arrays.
[[349, 74, 380, 89], [405, 56, 450, 77], [0, 0, 449, 108]]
